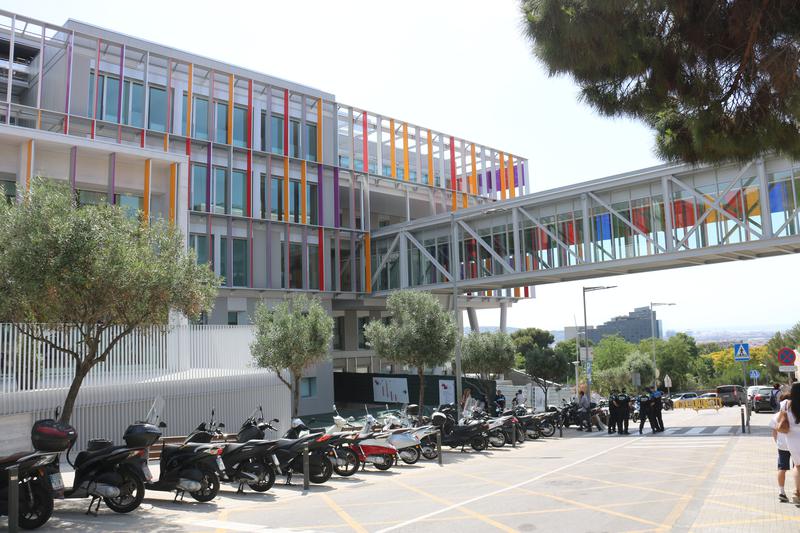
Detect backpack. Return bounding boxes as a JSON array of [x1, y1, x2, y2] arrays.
[[770, 389, 780, 409]]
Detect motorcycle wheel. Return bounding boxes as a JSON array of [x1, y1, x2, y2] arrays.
[[470, 436, 488, 451], [309, 456, 333, 484], [525, 427, 540, 440], [373, 454, 394, 471], [246, 465, 276, 493], [399, 447, 420, 465], [333, 448, 360, 477], [539, 420, 556, 438], [421, 444, 438, 460], [515, 427, 525, 444], [191, 468, 221, 501], [489, 430, 506, 448], [104, 468, 145, 514], [18, 481, 53, 530]]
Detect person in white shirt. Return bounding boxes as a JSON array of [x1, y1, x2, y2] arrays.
[[772, 383, 800, 503], [770, 394, 792, 502]]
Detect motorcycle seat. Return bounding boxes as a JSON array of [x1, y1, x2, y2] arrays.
[[75, 445, 128, 468], [0, 451, 31, 466]]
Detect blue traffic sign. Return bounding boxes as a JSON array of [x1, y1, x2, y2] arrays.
[[750, 369, 760, 379], [734, 343, 750, 362], [778, 347, 796, 366]]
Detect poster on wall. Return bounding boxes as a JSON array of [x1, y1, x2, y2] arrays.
[[439, 379, 456, 406], [373, 377, 409, 403]]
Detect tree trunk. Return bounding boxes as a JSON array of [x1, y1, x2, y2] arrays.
[[417, 367, 425, 427], [543, 386, 548, 410], [60, 360, 91, 424], [292, 373, 301, 418]]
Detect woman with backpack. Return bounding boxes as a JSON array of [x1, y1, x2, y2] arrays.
[[771, 383, 800, 503]]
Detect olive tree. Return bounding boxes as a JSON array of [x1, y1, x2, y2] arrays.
[[461, 331, 515, 379], [251, 294, 333, 417], [0, 179, 219, 423], [364, 290, 456, 412]]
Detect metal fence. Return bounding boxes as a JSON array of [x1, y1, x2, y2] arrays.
[[0, 323, 291, 451]]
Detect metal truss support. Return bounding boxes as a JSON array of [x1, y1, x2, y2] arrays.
[[517, 206, 585, 263], [457, 220, 515, 273], [403, 230, 454, 282]]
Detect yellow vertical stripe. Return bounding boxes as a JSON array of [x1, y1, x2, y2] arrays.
[[227, 74, 234, 145], [301, 160, 307, 224], [470, 144, 477, 195], [499, 151, 506, 200], [389, 119, 396, 178], [25, 139, 32, 191], [402, 122, 409, 181], [364, 233, 372, 293], [514, 287, 520, 297], [283, 158, 290, 222], [186, 64, 193, 137], [508, 154, 515, 199], [143, 159, 151, 222], [427, 130, 434, 187], [317, 98, 323, 163], [168, 163, 176, 223]]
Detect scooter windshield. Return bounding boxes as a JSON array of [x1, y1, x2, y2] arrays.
[[142, 395, 166, 426]]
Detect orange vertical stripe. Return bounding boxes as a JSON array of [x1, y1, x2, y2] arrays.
[[168, 163, 176, 223], [25, 139, 33, 191], [514, 287, 520, 297], [402, 123, 409, 181], [364, 233, 372, 293], [508, 154, 515, 199], [499, 151, 506, 200], [317, 98, 323, 163], [283, 158, 290, 223], [143, 159, 151, 222], [427, 130, 434, 187], [301, 160, 307, 224], [227, 74, 234, 145], [389, 119, 396, 178], [470, 144, 477, 195]]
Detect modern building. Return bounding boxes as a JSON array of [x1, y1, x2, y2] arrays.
[[0, 10, 527, 411], [564, 306, 662, 344]]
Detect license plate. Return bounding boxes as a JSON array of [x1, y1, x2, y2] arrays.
[[141, 465, 153, 482], [49, 473, 64, 491], [216, 456, 226, 472]]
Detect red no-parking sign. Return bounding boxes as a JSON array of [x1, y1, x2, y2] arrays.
[[778, 347, 796, 366]]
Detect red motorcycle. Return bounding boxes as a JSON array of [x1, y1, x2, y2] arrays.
[[341, 415, 397, 471]]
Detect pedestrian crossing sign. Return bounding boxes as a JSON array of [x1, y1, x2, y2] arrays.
[[733, 343, 750, 362]]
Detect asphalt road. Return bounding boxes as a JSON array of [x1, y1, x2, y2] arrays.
[[5, 407, 796, 532]]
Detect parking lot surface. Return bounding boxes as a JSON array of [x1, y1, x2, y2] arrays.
[[5, 407, 797, 532]]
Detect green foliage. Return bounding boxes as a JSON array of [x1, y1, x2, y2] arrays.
[[594, 366, 632, 395], [593, 334, 634, 371], [0, 179, 219, 422], [510, 327, 554, 353], [523, 344, 572, 403], [520, 0, 800, 164], [364, 290, 456, 408], [698, 342, 724, 355], [251, 294, 334, 416], [461, 331, 515, 378], [625, 350, 656, 389]]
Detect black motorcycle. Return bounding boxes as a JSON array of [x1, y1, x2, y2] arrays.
[[271, 419, 334, 484], [431, 405, 490, 451], [0, 450, 60, 529]]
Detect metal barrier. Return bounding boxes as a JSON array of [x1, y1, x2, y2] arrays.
[[674, 397, 723, 411]]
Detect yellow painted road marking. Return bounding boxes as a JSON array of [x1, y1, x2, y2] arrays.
[[321, 493, 368, 533]]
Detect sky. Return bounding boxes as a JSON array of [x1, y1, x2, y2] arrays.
[[8, 0, 800, 335]]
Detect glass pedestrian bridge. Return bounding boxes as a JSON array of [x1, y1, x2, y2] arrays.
[[370, 155, 800, 295]]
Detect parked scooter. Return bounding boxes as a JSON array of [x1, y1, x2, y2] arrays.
[[330, 407, 420, 465], [0, 450, 60, 529], [432, 405, 490, 451], [342, 415, 398, 470]]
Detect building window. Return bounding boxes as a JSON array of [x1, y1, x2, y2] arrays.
[[103, 76, 119, 123], [307, 183, 318, 225], [306, 123, 317, 160], [231, 170, 247, 217], [148, 85, 167, 132], [270, 115, 284, 154], [77, 190, 107, 206], [227, 311, 240, 325], [289, 180, 301, 223], [215, 102, 228, 144], [289, 242, 302, 289], [192, 164, 208, 212], [116, 193, 143, 217], [213, 167, 227, 214], [289, 119, 300, 158], [183, 94, 209, 140], [309, 244, 319, 290], [271, 176, 283, 221], [333, 316, 345, 350], [358, 317, 369, 349], [2, 180, 16, 204], [88, 73, 143, 127], [300, 377, 317, 398], [233, 106, 247, 148], [260, 111, 267, 151], [232, 238, 248, 287], [190, 234, 210, 265]]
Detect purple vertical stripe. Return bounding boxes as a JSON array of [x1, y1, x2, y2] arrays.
[[206, 144, 212, 211], [333, 167, 340, 228], [116, 44, 125, 124], [495, 169, 500, 191], [514, 165, 519, 187], [317, 164, 324, 225]]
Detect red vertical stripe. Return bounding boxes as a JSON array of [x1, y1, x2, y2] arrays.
[[449, 136, 456, 192], [283, 89, 289, 156], [362, 112, 368, 173], [318, 227, 325, 291], [524, 286, 530, 298]]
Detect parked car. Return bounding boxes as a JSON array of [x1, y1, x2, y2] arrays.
[[671, 392, 698, 401], [747, 385, 761, 403], [716, 385, 746, 406], [698, 392, 718, 399], [751, 387, 774, 412]]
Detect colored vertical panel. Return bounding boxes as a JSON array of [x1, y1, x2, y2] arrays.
[[227, 74, 234, 145], [498, 152, 506, 200], [427, 130, 434, 187], [595, 213, 612, 240], [364, 234, 372, 293], [362, 112, 368, 174], [402, 123, 409, 181], [164, 59, 172, 152], [301, 161, 307, 224], [185, 63, 193, 155], [770, 182, 786, 213], [508, 154, 515, 199], [283, 89, 289, 156], [247, 79, 253, 217], [390, 119, 396, 178], [91, 38, 101, 139], [470, 144, 477, 195], [317, 164, 324, 224], [143, 159, 151, 222], [205, 143, 211, 212], [169, 163, 176, 223], [283, 158, 289, 222], [25, 139, 33, 191], [63, 33, 73, 135], [318, 227, 325, 291], [449, 137, 457, 211], [333, 167, 340, 228], [317, 98, 323, 163]]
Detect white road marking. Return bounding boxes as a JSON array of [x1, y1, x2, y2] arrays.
[[375, 436, 644, 533]]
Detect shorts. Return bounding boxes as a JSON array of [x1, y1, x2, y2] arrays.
[[778, 449, 791, 471]]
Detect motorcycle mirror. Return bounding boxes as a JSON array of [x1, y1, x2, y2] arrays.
[[272, 418, 280, 424], [54, 406, 60, 420], [217, 422, 225, 429], [158, 421, 167, 428]]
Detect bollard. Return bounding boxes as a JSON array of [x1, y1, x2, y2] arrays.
[[436, 430, 442, 466], [302, 445, 310, 492], [740, 407, 745, 433], [558, 418, 563, 438], [8, 465, 19, 532], [512, 427, 516, 448]]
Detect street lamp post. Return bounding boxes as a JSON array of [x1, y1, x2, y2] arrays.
[[650, 302, 675, 390], [582, 286, 616, 402]]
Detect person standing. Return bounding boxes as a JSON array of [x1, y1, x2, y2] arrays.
[[771, 383, 782, 413], [578, 390, 592, 432], [651, 389, 665, 432], [514, 389, 526, 407], [495, 390, 506, 415], [769, 392, 792, 502], [637, 390, 652, 435], [617, 388, 631, 435], [773, 383, 800, 503], [608, 389, 618, 434]]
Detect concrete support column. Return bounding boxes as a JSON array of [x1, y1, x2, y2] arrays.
[[756, 158, 773, 238], [661, 176, 675, 252], [499, 302, 508, 333], [467, 308, 479, 333]]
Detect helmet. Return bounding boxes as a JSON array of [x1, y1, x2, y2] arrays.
[[291, 418, 304, 428]]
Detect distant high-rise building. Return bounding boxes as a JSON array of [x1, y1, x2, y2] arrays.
[[564, 306, 662, 344]]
